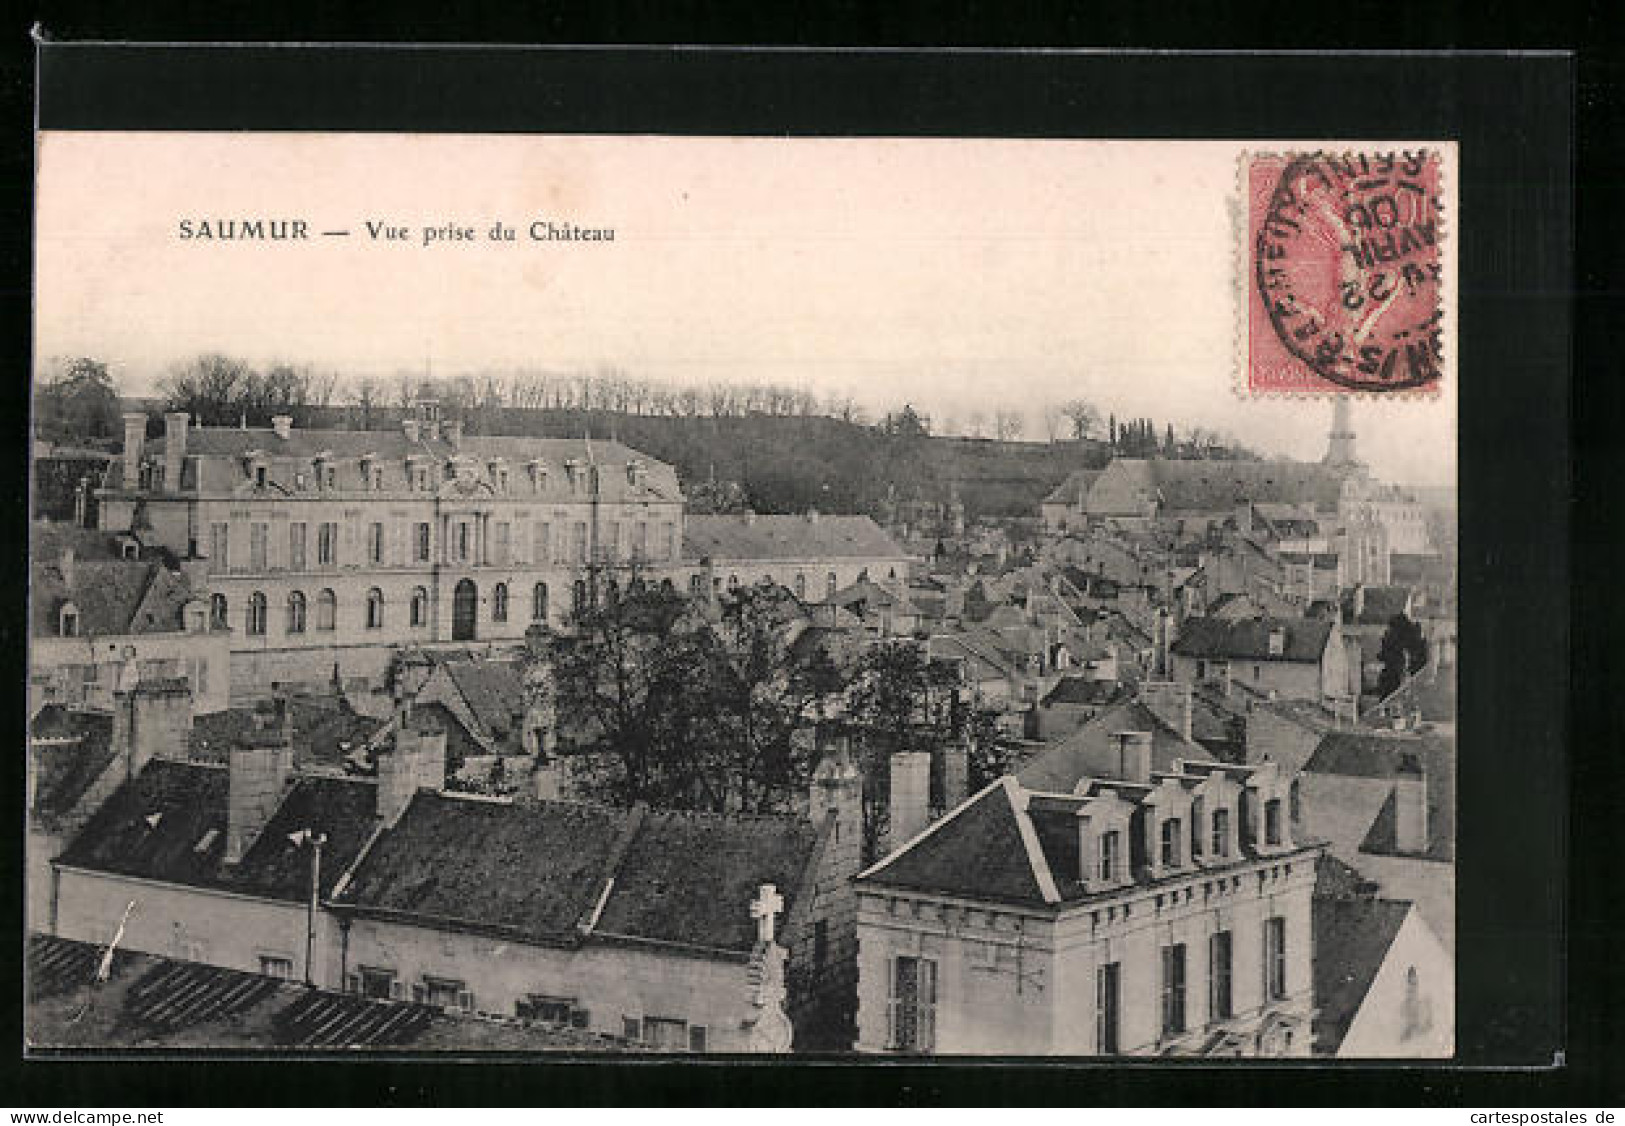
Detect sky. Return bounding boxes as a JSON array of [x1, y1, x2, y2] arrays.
[[35, 133, 1456, 485]]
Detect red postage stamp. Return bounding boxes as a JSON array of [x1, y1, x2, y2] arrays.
[[1243, 149, 1445, 395]]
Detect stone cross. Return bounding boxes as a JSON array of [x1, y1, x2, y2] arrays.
[[750, 883, 784, 945]]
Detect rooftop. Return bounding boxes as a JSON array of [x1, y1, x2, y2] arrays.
[[1171, 615, 1334, 664], [684, 514, 907, 564]]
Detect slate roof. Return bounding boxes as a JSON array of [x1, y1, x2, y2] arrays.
[[1171, 615, 1333, 664], [1042, 468, 1103, 507], [1302, 731, 1455, 862], [26, 934, 635, 1052], [860, 783, 1049, 907], [1342, 585, 1415, 628], [684, 515, 907, 563], [29, 707, 117, 828], [439, 656, 527, 745], [110, 428, 683, 505], [1313, 894, 1413, 1053], [55, 759, 379, 900], [595, 808, 822, 952], [335, 792, 825, 956], [188, 698, 384, 770], [1086, 458, 1351, 518], [1018, 700, 1212, 793], [31, 559, 200, 637], [1041, 677, 1127, 709]]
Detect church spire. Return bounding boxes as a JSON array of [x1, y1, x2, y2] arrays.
[[1323, 398, 1361, 469]]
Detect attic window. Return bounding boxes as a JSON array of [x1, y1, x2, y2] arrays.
[[255, 466, 268, 488], [59, 603, 80, 637]]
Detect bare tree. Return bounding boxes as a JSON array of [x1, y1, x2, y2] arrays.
[[994, 408, 1024, 442], [966, 410, 987, 439], [1040, 404, 1069, 442], [1060, 399, 1102, 440]]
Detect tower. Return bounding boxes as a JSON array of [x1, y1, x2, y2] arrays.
[[1323, 399, 1362, 469]]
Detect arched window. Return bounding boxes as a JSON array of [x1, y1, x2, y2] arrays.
[[532, 582, 549, 622], [888, 568, 897, 581], [59, 602, 80, 637], [410, 586, 428, 627], [246, 592, 268, 636], [689, 574, 705, 596], [827, 572, 838, 597], [316, 589, 336, 631], [287, 591, 307, 634], [365, 588, 384, 629], [794, 573, 807, 599], [727, 573, 740, 590], [210, 593, 228, 628], [493, 582, 509, 622]]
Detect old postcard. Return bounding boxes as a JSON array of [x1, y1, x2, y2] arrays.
[[29, 132, 1457, 1057]]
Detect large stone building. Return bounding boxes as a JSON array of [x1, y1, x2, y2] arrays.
[[96, 411, 687, 695], [853, 738, 1320, 1056]]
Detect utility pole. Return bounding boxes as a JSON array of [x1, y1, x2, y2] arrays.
[[290, 829, 327, 986]]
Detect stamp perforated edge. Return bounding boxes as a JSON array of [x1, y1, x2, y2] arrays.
[[1232, 146, 1452, 401]]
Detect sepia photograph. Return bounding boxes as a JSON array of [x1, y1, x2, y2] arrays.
[[27, 130, 1458, 1059]]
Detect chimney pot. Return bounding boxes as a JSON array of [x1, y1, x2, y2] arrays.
[[122, 413, 146, 491], [887, 750, 932, 853], [1114, 731, 1153, 784], [164, 412, 190, 492]]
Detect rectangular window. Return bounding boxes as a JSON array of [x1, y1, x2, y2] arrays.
[[457, 523, 470, 562], [516, 995, 577, 1025], [1211, 808, 1231, 857], [358, 966, 395, 1000], [1098, 829, 1121, 882], [415, 521, 431, 562], [1160, 943, 1187, 1038], [889, 955, 937, 1053], [1095, 961, 1121, 1054], [688, 1025, 708, 1053], [534, 521, 551, 564], [1265, 799, 1283, 846], [634, 521, 648, 560], [604, 522, 620, 561], [573, 522, 588, 563], [642, 1017, 689, 1052], [210, 523, 230, 571], [1209, 931, 1234, 1021], [368, 522, 385, 564], [250, 523, 268, 572], [1160, 817, 1182, 868], [289, 522, 307, 571], [422, 976, 472, 1012], [1265, 916, 1288, 1001], [317, 522, 337, 566], [663, 522, 676, 560], [813, 920, 829, 967], [494, 522, 511, 565], [258, 955, 294, 980]]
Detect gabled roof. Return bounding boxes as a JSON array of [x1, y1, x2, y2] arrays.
[[1342, 585, 1414, 626], [1087, 458, 1351, 518], [684, 515, 906, 564], [335, 792, 824, 956], [1017, 699, 1212, 793], [31, 559, 199, 637], [1172, 615, 1333, 663], [1303, 731, 1454, 863], [55, 759, 379, 901], [1041, 677, 1127, 709], [1042, 468, 1103, 507], [440, 656, 527, 744], [829, 578, 917, 615], [1313, 894, 1414, 1052]]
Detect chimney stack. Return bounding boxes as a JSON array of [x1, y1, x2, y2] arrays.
[[941, 731, 970, 810], [1141, 681, 1193, 742], [444, 419, 463, 447], [376, 717, 447, 826], [810, 728, 863, 868], [403, 418, 420, 443], [226, 698, 293, 864], [1268, 624, 1287, 657], [1394, 751, 1429, 854], [164, 411, 190, 489], [887, 750, 932, 853], [122, 413, 146, 491], [113, 677, 194, 782], [271, 415, 293, 441], [1113, 731, 1153, 784]]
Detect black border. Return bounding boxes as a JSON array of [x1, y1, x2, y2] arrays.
[[8, 39, 1592, 1106]]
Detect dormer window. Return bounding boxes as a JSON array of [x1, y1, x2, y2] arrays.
[[1160, 817, 1183, 869], [1210, 807, 1231, 857], [1098, 829, 1121, 882], [527, 461, 546, 491], [326, 466, 337, 489], [255, 465, 267, 488], [1268, 626, 1286, 656], [59, 602, 80, 637], [1264, 798, 1283, 846]]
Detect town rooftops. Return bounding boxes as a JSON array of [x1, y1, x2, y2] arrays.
[[1302, 730, 1455, 864], [1018, 699, 1212, 793], [31, 556, 201, 638], [1041, 676, 1128, 709], [1342, 585, 1415, 627], [1042, 468, 1104, 507], [859, 768, 1310, 910], [1171, 615, 1334, 664], [1312, 892, 1415, 1053], [26, 934, 637, 1052], [1086, 458, 1352, 518], [332, 791, 824, 956], [28, 707, 117, 830], [684, 514, 907, 564], [55, 759, 379, 901]]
